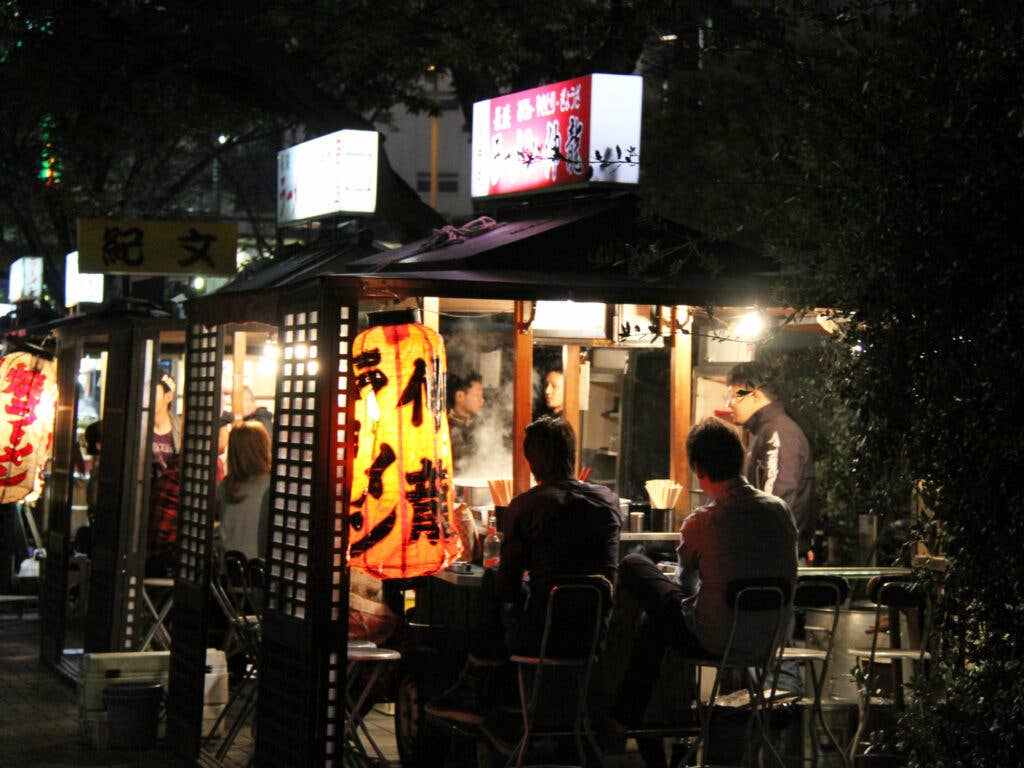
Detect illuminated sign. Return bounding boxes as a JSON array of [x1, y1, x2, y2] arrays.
[[64, 251, 104, 307], [8, 257, 44, 302], [0, 351, 57, 503], [277, 129, 379, 225], [471, 73, 642, 198], [77, 219, 238, 276]]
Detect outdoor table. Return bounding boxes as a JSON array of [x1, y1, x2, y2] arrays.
[[140, 577, 174, 650]]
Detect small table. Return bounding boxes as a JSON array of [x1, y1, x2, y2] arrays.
[[140, 578, 174, 650]]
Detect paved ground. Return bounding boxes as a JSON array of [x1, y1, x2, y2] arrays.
[[0, 604, 851, 768]]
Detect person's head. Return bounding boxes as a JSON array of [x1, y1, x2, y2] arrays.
[[448, 371, 485, 418], [218, 411, 234, 453], [84, 420, 102, 456], [242, 386, 257, 416], [156, 373, 176, 415], [543, 369, 564, 415], [226, 420, 271, 484], [523, 416, 576, 484], [686, 417, 744, 492], [726, 362, 775, 426]]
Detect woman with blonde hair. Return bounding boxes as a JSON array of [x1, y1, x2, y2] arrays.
[[216, 420, 271, 561]]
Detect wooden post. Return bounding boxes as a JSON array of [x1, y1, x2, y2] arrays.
[[669, 317, 693, 529], [422, 296, 440, 332], [232, 331, 246, 416], [513, 302, 534, 495], [563, 345, 581, 474]]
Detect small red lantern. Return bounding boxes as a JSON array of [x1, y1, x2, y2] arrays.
[[0, 351, 58, 503], [347, 317, 461, 578]]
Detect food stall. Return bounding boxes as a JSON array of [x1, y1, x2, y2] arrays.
[[164, 186, 790, 766], [27, 304, 185, 677]]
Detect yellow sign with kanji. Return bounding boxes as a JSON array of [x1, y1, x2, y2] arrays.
[[77, 219, 238, 276]]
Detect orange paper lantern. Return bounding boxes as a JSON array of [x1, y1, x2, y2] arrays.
[[347, 321, 461, 578], [0, 351, 58, 503]]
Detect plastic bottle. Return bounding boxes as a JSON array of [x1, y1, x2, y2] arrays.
[[483, 512, 501, 569]]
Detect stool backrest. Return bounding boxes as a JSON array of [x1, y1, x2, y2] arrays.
[[794, 575, 849, 610], [721, 577, 792, 669], [537, 575, 613, 662]]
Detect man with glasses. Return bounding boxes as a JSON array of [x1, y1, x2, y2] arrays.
[[727, 362, 816, 558]]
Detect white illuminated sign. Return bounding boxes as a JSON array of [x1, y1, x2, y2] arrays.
[[8, 257, 44, 302], [64, 251, 105, 307], [277, 129, 379, 225], [532, 301, 607, 339]]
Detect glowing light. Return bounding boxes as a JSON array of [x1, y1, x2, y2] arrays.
[[732, 311, 766, 341], [192, 276, 206, 291]]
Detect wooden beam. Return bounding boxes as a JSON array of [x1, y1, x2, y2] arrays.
[[670, 325, 693, 529], [512, 302, 534, 496]]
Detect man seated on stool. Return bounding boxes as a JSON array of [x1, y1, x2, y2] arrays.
[[611, 417, 798, 768], [425, 417, 622, 735]]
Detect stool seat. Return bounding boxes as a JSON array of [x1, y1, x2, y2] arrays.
[[346, 645, 401, 764], [781, 646, 827, 662], [348, 646, 400, 662]]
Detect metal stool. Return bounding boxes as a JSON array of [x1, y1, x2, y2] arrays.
[[782, 574, 850, 768], [346, 643, 401, 764], [848, 578, 932, 765], [677, 577, 792, 768], [506, 575, 612, 768]]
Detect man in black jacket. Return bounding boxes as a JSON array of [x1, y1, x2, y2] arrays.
[[728, 362, 817, 558], [425, 416, 622, 726]]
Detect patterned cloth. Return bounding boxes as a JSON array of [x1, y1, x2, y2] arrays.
[[146, 457, 180, 568]]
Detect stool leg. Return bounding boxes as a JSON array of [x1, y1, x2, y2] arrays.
[[346, 662, 389, 764]]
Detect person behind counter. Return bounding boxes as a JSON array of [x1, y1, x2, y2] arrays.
[[610, 417, 798, 766], [727, 361, 816, 557], [215, 420, 271, 562], [241, 386, 274, 437], [538, 367, 564, 418], [425, 416, 622, 726], [152, 373, 181, 476], [447, 370, 485, 475]]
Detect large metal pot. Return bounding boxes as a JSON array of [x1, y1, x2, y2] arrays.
[[804, 606, 908, 703], [453, 478, 491, 507]]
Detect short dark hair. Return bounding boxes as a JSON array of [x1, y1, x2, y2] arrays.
[[523, 416, 576, 483], [447, 371, 482, 409], [686, 417, 744, 482], [727, 361, 775, 400], [84, 420, 102, 455]]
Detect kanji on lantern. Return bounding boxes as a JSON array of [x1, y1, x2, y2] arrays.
[[0, 352, 58, 503], [348, 322, 461, 578]]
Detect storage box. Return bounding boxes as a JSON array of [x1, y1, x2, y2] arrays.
[[203, 648, 229, 737], [79, 651, 171, 748]]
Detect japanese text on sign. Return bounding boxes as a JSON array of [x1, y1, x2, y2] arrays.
[[77, 219, 238, 276]]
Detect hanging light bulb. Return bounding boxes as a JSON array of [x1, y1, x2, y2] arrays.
[[732, 311, 766, 341]]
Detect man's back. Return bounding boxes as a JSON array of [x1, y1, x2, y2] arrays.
[[500, 479, 622, 604], [677, 478, 797, 657]]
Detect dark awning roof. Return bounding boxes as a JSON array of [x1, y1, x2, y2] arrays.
[[195, 194, 785, 316]]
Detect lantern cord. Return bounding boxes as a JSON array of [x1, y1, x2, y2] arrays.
[[1, 335, 56, 361]]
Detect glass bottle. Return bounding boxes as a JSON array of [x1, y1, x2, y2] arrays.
[[483, 512, 501, 569]]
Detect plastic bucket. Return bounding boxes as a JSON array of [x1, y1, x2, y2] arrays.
[[102, 681, 164, 749]]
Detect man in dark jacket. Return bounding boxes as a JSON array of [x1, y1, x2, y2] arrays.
[[425, 416, 622, 726], [728, 362, 816, 557]]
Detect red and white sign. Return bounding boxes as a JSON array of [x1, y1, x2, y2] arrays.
[[0, 352, 57, 503], [471, 73, 642, 198]]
